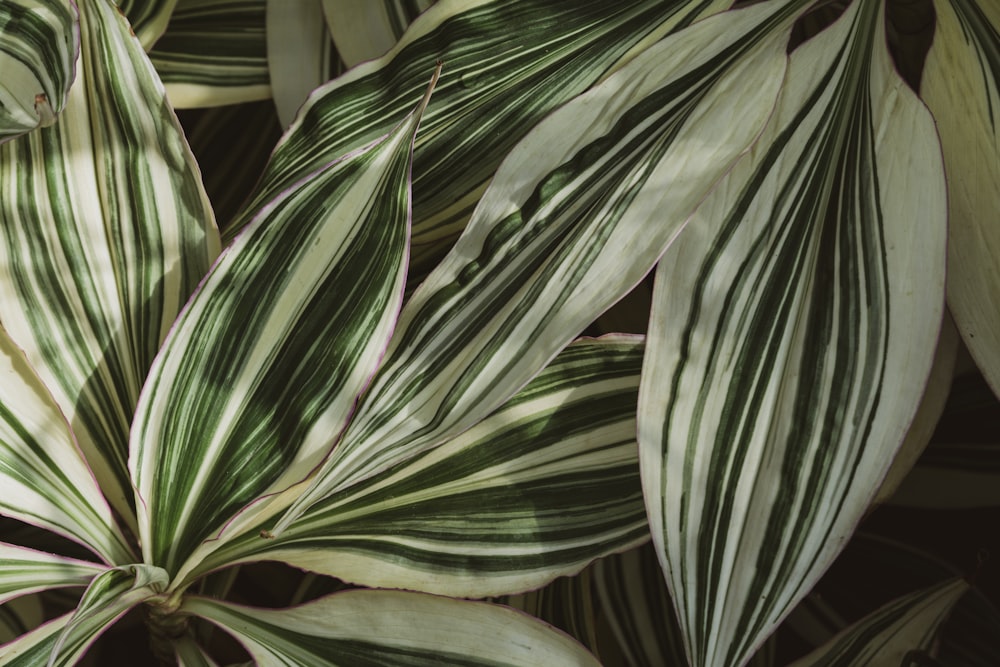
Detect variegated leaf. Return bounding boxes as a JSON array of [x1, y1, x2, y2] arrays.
[[323, 0, 434, 67], [638, 1, 948, 666], [0, 543, 103, 605], [178, 337, 648, 597], [788, 579, 968, 666], [47, 564, 167, 666], [174, 635, 220, 667], [266, 0, 334, 128], [275, 0, 805, 529], [0, 327, 131, 564], [0, 613, 70, 667], [922, 0, 1000, 397], [0, 0, 220, 525], [0, 0, 77, 141], [130, 69, 437, 575], [228, 0, 734, 277], [499, 569, 599, 656], [183, 589, 601, 666], [116, 0, 178, 50], [150, 0, 270, 108]]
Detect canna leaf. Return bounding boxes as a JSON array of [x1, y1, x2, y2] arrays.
[[149, 0, 270, 108], [0, 327, 131, 564], [183, 589, 601, 666], [323, 0, 434, 67], [921, 0, 1000, 397], [130, 69, 438, 575], [178, 337, 649, 597], [228, 0, 734, 275], [46, 565, 167, 667], [0, 0, 220, 525], [0, 0, 78, 142], [0, 543, 104, 605], [788, 579, 968, 666], [638, 1, 948, 666], [266, 0, 335, 128], [275, 0, 805, 529]]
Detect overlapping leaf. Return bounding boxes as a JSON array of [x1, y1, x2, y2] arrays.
[[183, 589, 601, 666], [0, 328, 130, 563], [149, 0, 270, 108], [0, 0, 219, 525], [638, 1, 948, 665], [266, 0, 334, 128], [0, 613, 70, 667], [0, 543, 103, 604], [922, 0, 1000, 396], [0, 0, 78, 142], [324, 0, 434, 67], [181, 338, 647, 596], [788, 579, 967, 666], [275, 0, 806, 530], [228, 0, 733, 277], [116, 0, 178, 50], [130, 70, 436, 575]]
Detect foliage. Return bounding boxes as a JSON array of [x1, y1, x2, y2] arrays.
[[0, 0, 997, 665]]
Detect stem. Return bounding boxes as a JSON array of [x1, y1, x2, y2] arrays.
[[145, 592, 190, 666]]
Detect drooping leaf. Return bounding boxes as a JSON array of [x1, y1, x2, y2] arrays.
[[637, 1, 948, 665], [183, 589, 601, 666], [0, 542, 103, 605], [0, 328, 131, 564], [116, 0, 179, 50], [788, 579, 967, 666], [130, 69, 437, 575], [149, 0, 270, 108], [323, 0, 434, 67], [275, 0, 805, 529], [921, 0, 1000, 397], [179, 337, 648, 598], [0, 0, 77, 142], [227, 0, 734, 278], [0, 0, 220, 525], [266, 0, 335, 128], [47, 564, 167, 667]]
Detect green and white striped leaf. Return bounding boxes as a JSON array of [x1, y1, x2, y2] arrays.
[[0, 613, 70, 667], [593, 542, 689, 667], [47, 564, 166, 667], [183, 589, 601, 666], [130, 70, 436, 575], [266, 0, 334, 128], [0, 543, 103, 604], [116, 0, 178, 50], [788, 579, 968, 666], [228, 0, 733, 271], [174, 635, 220, 667], [0, 327, 131, 564], [0, 0, 220, 525], [323, 0, 433, 67], [179, 337, 648, 597], [150, 0, 270, 108], [498, 569, 599, 656], [921, 0, 1000, 397], [275, 0, 805, 530], [0, 0, 77, 141], [873, 314, 959, 505], [638, 1, 948, 666]]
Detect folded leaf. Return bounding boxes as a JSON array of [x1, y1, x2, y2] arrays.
[[0, 0, 77, 142], [183, 589, 601, 666], [179, 337, 648, 597], [277, 0, 802, 528], [130, 68, 437, 575], [638, 1, 948, 665], [150, 0, 270, 108], [788, 579, 968, 666], [922, 0, 1000, 397], [0, 0, 220, 525]]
